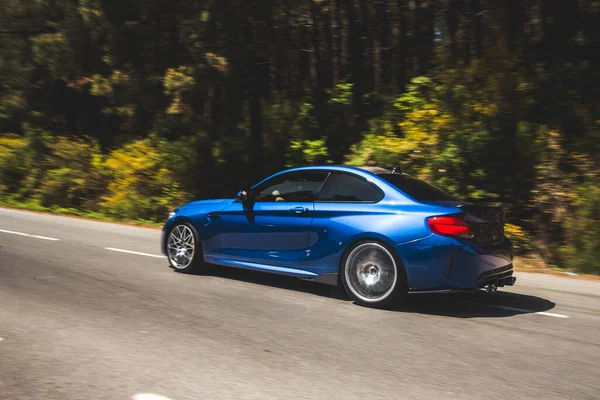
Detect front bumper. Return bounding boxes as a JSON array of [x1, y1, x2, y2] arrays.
[[160, 229, 167, 255]]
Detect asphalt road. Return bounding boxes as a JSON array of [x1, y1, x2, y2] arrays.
[[1, 207, 599, 400]]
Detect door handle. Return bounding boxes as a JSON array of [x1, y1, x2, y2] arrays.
[[289, 206, 308, 215]]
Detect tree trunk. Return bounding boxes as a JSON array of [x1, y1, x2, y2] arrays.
[[378, 0, 392, 89], [345, 0, 364, 121], [331, 0, 340, 87], [244, 14, 264, 179], [309, 0, 327, 129], [396, 0, 408, 91], [447, 0, 458, 62], [469, 0, 482, 59]]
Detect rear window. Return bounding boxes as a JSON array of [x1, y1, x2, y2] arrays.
[[378, 174, 460, 202]]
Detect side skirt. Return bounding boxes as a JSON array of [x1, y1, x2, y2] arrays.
[[303, 273, 339, 286], [204, 255, 319, 278]]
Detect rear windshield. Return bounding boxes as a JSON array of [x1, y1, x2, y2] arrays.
[[378, 174, 460, 202]]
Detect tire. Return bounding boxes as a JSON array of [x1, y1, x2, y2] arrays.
[[340, 240, 407, 308], [166, 221, 205, 274]]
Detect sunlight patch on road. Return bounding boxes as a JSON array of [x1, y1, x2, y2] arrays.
[[132, 394, 172, 400], [0, 228, 60, 241], [104, 247, 164, 258], [475, 303, 570, 318]]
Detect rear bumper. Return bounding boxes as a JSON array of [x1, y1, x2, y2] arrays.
[[446, 240, 514, 288], [397, 235, 515, 291], [476, 264, 516, 288]]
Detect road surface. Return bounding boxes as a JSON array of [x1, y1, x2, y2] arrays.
[[1, 207, 599, 400]]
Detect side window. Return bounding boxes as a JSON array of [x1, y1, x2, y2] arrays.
[[317, 173, 383, 202], [253, 172, 329, 203]]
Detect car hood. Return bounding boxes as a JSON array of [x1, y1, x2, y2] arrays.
[[183, 198, 235, 208]]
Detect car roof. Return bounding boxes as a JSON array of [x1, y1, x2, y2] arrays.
[[251, 165, 416, 204], [282, 165, 397, 175]]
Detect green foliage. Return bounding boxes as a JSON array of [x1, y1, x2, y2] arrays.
[[324, 82, 363, 162], [37, 136, 107, 210], [347, 74, 498, 200], [32, 33, 71, 78], [0, 134, 29, 193], [561, 184, 600, 274], [287, 137, 329, 166], [0, 134, 191, 223]]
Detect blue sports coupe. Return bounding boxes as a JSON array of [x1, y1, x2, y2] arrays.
[[161, 165, 515, 308]]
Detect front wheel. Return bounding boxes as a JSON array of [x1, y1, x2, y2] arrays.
[[166, 221, 205, 273], [340, 241, 406, 308]]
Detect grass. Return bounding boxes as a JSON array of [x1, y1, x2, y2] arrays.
[[0, 196, 162, 229], [513, 254, 600, 281]]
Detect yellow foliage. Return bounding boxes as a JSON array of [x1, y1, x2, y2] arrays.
[[111, 70, 131, 85], [504, 223, 531, 252], [205, 52, 229, 74], [164, 66, 196, 115], [101, 138, 188, 220], [164, 66, 195, 95], [0, 134, 28, 152], [90, 74, 113, 97]]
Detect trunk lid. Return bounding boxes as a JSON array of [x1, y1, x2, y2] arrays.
[[457, 202, 505, 244], [424, 201, 506, 244]]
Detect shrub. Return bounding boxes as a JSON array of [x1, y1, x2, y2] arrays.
[[101, 137, 190, 221], [0, 134, 29, 193], [37, 136, 107, 210], [561, 183, 600, 274], [504, 223, 532, 254]]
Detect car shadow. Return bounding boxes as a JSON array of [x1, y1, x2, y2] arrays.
[[202, 264, 348, 299], [399, 291, 556, 318], [200, 265, 556, 318]]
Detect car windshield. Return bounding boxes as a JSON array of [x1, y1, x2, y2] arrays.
[[378, 173, 460, 202]]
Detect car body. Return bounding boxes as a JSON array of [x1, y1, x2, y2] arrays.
[[161, 165, 515, 307]]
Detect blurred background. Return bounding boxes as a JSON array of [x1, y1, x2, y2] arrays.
[[0, 0, 598, 274]]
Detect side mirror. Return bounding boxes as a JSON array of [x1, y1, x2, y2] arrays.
[[236, 189, 249, 202]]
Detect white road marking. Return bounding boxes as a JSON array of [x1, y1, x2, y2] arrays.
[[104, 247, 164, 258], [132, 394, 172, 400], [475, 303, 570, 319], [0, 337, 4, 342], [0, 228, 60, 241], [31, 234, 61, 241]]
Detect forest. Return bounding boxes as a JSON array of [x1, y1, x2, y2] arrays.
[[0, 0, 598, 273]]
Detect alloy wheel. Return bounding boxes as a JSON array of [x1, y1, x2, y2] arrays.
[[344, 242, 398, 303], [167, 224, 195, 269]]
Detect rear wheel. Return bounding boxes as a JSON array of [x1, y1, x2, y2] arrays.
[[166, 221, 205, 273], [340, 241, 406, 308]]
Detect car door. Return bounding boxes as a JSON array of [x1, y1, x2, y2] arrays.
[[301, 172, 385, 272], [213, 171, 329, 268]]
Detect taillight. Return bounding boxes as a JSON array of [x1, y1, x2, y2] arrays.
[[427, 215, 474, 239]]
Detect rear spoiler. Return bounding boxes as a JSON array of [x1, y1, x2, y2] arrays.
[[457, 202, 505, 224], [457, 201, 503, 208]]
